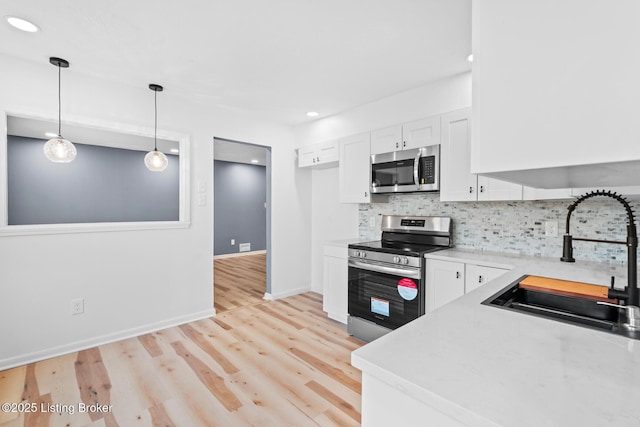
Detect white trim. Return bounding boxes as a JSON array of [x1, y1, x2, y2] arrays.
[[263, 285, 311, 300], [0, 110, 191, 236], [214, 249, 267, 259], [0, 308, 216, 371]]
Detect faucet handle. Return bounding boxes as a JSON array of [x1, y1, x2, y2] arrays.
[[597, 301, 640, 331]]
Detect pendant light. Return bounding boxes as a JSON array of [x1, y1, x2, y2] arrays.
[[43, 57, 77, 163], [144, 84, 168, 172]]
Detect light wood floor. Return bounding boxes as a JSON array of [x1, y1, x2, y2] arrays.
[[214, 253, 267, 313], [0, 293, 363, 427]]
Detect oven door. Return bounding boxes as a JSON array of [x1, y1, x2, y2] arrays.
[[348, 259, 424, 331]]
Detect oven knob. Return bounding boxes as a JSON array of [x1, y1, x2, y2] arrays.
[[393, 256, 400, 263], [401, 257, 409, 265], [361, 251, 367, 258], [353, 250, 360, 257]]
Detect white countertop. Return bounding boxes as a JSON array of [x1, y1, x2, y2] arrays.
[[351, 250, 640, 427]]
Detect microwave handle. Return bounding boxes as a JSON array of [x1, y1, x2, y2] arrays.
[[413, 150, 421, 186]]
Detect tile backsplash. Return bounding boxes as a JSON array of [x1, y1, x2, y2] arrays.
[[359, 193, 639, 264]]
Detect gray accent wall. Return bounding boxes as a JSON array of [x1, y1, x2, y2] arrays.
[[8, 135, 179, 225], [214, 160, 267, 255]]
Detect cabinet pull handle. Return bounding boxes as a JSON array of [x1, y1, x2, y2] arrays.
[[403, 141, 406, 147], [395, 142, 399, 149], [364, 191, 368, 198], [478, 275, 483, 283], [469, 186, 473, 194], [316, 156, 320, 162], [480, 185, 484, 193], [456, 271, 460, 279]]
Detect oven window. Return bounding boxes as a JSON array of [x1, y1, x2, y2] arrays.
[[372, 161, 396, 187], [372, 160, 415, 187], [348, 267, 422, 329], [395, 161, 414, 185]]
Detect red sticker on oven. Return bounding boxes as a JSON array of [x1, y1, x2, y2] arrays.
[[397, 278, 418, 300]]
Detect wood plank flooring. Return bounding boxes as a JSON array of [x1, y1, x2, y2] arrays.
[[0, 292, 364, 427], [214, 253, 267, 313]]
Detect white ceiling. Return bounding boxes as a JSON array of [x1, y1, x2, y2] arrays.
[[0, 0, 471, 127]]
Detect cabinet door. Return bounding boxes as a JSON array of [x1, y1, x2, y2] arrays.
[[298, 146, 317, 168], [370, 125, 402, 155], [339, 132, 371, 203], [316, 140, 339, 164], [477, 176, 523, 201], [403, 116, 440, 151], [323, 255, 348, 324], [427, 259, 465, 312], [465, 265, 508, 293], [440, 108, 477, 201]]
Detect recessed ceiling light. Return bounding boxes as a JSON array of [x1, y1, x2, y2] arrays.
[[45, 132, 58, 138], [306, 111, 319, 117], [170, 148, 179, 153], [466, 53, 474, 63], [251, 159, 259, 163], [6, 16, 39, 33]]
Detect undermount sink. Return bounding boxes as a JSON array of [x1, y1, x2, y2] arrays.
[[483, 275, 640, 340]]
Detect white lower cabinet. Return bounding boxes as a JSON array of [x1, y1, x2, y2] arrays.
[[323, 245, 348, 324], [427, 259, 508, 312], [427, 259, 465, 312], [464, 264, 508, 293]]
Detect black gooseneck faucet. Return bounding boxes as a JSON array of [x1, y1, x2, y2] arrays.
[[561, 190, 638, 307]]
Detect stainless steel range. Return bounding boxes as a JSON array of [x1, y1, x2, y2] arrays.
[[347, 215, 452, 341]]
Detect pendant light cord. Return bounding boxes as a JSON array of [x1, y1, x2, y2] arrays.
[[154, 89, 158, 151], [57, 64, 62, 136]]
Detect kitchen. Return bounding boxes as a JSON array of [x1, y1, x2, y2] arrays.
[[1, 0, 640, 426]]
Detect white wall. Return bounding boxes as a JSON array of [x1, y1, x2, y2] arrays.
[[310, 167, 359, 292], [0, 54, 311, 369], [295, 72, 472, 294]]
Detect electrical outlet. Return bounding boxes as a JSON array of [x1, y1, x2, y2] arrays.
[[239, 243, 251, 252], [545, 221, 558, 237], [369, 216, 376, 227], [231, 239, 235, 245], [71, 298, 84, 315]]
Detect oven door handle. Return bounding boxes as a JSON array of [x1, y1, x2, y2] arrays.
[[349, 260, 421, 279]]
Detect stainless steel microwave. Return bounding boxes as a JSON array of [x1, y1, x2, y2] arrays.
[[371, 145, 440, 194]]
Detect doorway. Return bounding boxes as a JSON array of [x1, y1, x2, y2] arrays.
[[213, 138, 271, 313]]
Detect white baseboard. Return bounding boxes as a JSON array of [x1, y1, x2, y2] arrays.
[[0, 308, 216, 371], [263, 285, 311, 301], [214, 250, 267, 260]]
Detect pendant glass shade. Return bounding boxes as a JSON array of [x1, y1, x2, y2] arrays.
[[46, 57, 76, 163], [146, 83, 167, 172], [43, 136, 77, 163], [144, 149, 168, 172]]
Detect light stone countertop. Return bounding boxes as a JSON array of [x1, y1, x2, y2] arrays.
[[351, 249, 640, 427]]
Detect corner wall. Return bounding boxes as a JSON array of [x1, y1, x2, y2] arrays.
[[0, 54, 311, 369], [295, 72, 472, 293]]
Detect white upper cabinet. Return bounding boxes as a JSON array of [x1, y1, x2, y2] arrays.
[[440, 109, 476, 201], [370, 125, 402, 155], [471, 0, 640, 188], [298, 140, 339, 168], [440, 108, 522, 202], [370, 117, 440, 155], [402, 116, 440, 151], [339, 132, 372, 203]]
